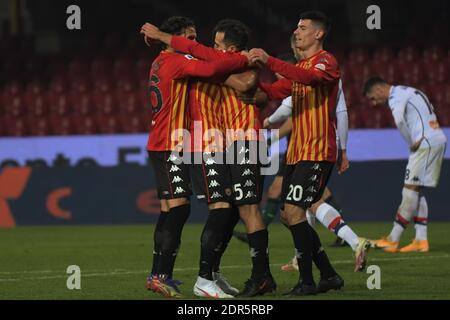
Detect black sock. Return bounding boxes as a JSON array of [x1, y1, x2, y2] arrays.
[[151, 211, 168, 275], [309, 224, 337, 279], [212, 205, 240, 273], [289, 221, 314, 285], [247, 229, 270, 279], [158, 204, 190, 276], [199, 208, 232, 280]]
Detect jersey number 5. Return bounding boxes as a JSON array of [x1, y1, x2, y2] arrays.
[[149, 75, 163, 113]]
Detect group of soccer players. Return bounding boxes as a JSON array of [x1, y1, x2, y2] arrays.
[[140, 10, 447, 298]]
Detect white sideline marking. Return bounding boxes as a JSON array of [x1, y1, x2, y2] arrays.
[[0, 254, 449, 283]]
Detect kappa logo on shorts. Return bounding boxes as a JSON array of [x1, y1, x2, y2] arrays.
[[206, 169, 219, 177], [244, 180, 255, 187], [239, 146, 250, 154], [245, 191, 256, 199], [205, 158, 216, 165], [250, 248, 259, 258], [306, 185, 317, 193], [242, 168, 254, 176], [305, 196, 314, 203], [174, 187, 186, 194], [311, 163, 320, 170], [162, 191, 170, 195], [413, 176, 420, 182], [240, 158, 250, 165], [197, 195, 206, 199], [211, 191, 222, 199], [172, 176, 183, 183], [209, 180, 220, 188], [167, 154, 179, 162], [309, 175, 318, 182], [169, 165, 181, 173]]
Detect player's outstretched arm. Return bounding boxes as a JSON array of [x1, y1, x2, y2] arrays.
[[176, 54, 249, 79], [267, 97, 293, 125], [259, 78, 292, 100], [249, 48, 339, 85]]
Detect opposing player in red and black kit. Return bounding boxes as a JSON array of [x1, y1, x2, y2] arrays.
[[143, 19, 276, 297], [141, 16, 249, 298], [249, 11, 345, 295]]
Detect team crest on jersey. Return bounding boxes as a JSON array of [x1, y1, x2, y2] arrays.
[[152, 62, 160, 71], [184, 54, 194, 60], [314, 63, 326, 71]]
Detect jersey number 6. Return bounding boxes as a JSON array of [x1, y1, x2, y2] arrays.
[[149, 75, 163, 113]]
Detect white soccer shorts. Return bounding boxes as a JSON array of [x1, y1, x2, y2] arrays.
[[405, 143, 446, 187]]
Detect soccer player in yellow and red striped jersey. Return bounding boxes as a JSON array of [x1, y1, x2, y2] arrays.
[[140, 16, 249, 298], [146, 19, 276, 297], [248, 11, 344, 296]]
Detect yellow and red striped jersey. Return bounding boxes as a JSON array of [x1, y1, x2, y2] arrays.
[[260, 50, 340, 164], [221, 86, 262, 145]]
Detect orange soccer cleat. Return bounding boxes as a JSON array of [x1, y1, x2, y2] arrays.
[[370, 236, 399, 252], [399, 239, 429, 253]]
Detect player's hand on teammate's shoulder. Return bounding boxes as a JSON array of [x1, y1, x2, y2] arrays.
[[248, 48, 269, 65]]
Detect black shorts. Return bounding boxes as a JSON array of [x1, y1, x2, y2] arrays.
[[148, 151, 192, 200], [190, 152, 233, 204], [281, 161, 334, 210], [227, 140, 266, 205]]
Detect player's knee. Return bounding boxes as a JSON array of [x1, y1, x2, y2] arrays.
[[283, 204, 307, 225], [309, 200, 324, 215]]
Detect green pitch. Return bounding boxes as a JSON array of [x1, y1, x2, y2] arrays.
[[1, 222, 450, 300]]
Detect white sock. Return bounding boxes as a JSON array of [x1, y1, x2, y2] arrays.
[[316, 203, 359, 251], [389, 188, 419, 242], [306, 210, 315, 227], [337, 225, 360, 251], [414, 196, 428, 241]]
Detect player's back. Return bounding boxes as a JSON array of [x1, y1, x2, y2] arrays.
[[221, 85, 262, 145], [389, 86, 447, 146], [147, 52, 190, 152], [188, 80, 224, 152]]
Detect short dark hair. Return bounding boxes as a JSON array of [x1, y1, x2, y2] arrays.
[[298, 11, 330, 38], [160, 16, 195, 35], [212, 19, 250, 51], [363, 76, 387, 95]]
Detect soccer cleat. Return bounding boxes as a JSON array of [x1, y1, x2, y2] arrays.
[[239, 275, 277, 297], [370, 236, 399, 251], [193, 276, 234, 299], [281, 256, 298, 272], [317, 274, 344, 293], [399, 239, 429, 253], [213, 272, 239, 296], [284, 281, 317, 296], [232, 230, 249, 243], [354, 238, 371, 272], [146, 275, 184, 299]]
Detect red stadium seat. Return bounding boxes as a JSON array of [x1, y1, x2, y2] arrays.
[[347, 110, 362, 129], [5, 117, 28, 136], [120, 113, 147, 133], [397, 45, 421, 65], [72, 92, 95, 115], [28, 116, 51, 136], [70, 76, 92, 94], [423, 45, 445, 62], [97, 114, 122, 134], [94, 93, 117, 115], [372, 47, 395, 63], [49, 93, 73, 116], [400, 63, 424, 87], [72, 115, 98, 135], [48, 76, 68, 94], [26, 93, 49, 117], [5, 96, 25, 117], [348, 47, 370, 64], [371, 62, 401, 84], [359, 107, 390, 128], [347, 63, 373, 87], [91, 58, 112, 77], [117, 91, 141, 114], [50, 115, 74, 136], [424, 61, 449, 84]]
